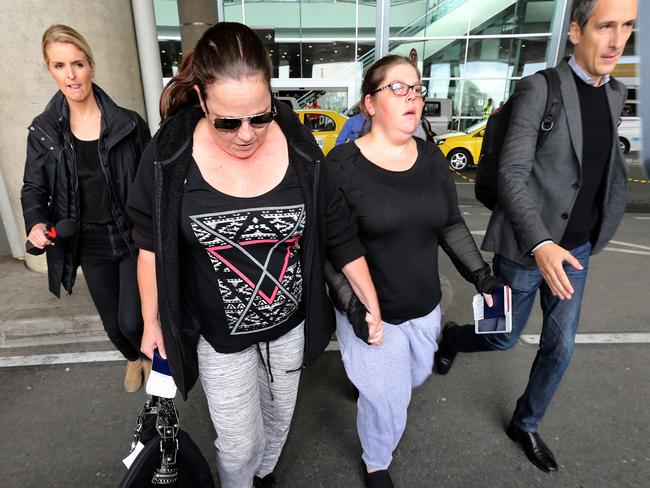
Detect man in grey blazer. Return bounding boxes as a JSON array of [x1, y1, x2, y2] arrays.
[[435, 0, 638, 473]]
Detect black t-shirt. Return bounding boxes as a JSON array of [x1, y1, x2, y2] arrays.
[[329, 140, 463, 323], [73, 135, 112, 224], [560, 73, 612, 249], [180, 159, 306, 352]]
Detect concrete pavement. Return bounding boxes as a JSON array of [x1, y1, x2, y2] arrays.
[[1, 339, 648, 487]]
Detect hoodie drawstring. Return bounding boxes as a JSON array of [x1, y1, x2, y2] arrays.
[[256, 342, 275, 401]]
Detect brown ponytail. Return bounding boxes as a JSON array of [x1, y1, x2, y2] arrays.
[[159, 22, 272, 119], [159, 50, 197, 119]]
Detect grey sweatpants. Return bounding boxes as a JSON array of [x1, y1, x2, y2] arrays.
[[197, 323, 304, 488], [336, 306, 441, 470]]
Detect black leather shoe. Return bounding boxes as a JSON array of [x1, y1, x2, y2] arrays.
[[506, 422, 559, 473], [435, 321, 458, 375], [364, 469, 394, 488], [253, 473, 276, 487]]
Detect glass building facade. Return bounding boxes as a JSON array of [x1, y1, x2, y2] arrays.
[[153, 0, 635, 130]]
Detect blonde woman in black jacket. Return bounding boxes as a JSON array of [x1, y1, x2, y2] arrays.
[[21, 25, 151, 392]]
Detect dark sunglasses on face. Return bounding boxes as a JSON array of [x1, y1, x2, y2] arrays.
[[209, 107, 277, 133], [371, 82, 428, 98]]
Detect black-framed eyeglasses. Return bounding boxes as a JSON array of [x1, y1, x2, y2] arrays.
[[207, 107, 277, 133], [371, 82, 428, 98]]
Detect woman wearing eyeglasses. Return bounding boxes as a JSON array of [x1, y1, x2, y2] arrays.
[[21, 25, 151, 392], [325, 55, 500, 488], [127, 23, 380, 488]]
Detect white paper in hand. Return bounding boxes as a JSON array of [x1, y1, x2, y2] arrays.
[[146, 349, 177, 398]]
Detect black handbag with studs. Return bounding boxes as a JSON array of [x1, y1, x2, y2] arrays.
[[119, 396, 215, 487]]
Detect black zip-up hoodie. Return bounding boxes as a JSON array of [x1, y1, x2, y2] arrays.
[[21, 84, 151, 297], [127, 101, 364, 399]]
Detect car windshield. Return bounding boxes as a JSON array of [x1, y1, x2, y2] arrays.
[[465, 121, 487, 134]]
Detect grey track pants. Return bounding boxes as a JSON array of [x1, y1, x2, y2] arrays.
[[197, 323, 304, 488], [336, 307, 441, 470]]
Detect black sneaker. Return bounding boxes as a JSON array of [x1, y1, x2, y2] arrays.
[[365, 469, 394, 488], [253, 473, 276, 488]]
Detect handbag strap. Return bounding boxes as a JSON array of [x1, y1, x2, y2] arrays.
[[131, 398, 158, 451], [152, 397, 181, 486]]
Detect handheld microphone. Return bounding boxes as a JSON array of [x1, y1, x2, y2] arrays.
[[26, 219, 76, 255]]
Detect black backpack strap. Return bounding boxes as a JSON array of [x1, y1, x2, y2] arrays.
[[537, 68, 562, 148]]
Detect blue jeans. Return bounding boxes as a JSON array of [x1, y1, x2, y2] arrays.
[[446, 241, 591, 432]]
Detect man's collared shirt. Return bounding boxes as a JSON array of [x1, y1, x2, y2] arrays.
[[568, 56, 610, 87]]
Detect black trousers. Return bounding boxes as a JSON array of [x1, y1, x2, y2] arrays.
[[79, 223, 143, 361]]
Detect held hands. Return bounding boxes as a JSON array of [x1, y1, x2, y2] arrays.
[[533, 242, 584, 300], [365, 309, 384, 346], [482, 293, 494, 308], [476, 271, 502, 308], [27, 223, 52, 249], [140, 318, 167, 360]]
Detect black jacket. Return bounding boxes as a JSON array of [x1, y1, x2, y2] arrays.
[[21, 84, 151, 297], [127, 101, 364, 399]]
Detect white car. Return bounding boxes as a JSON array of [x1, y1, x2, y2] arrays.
[[618, 118, 641, 154]]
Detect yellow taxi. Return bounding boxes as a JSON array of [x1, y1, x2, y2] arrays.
[[294, 109, 348, 155], [434, 120, 487, 171]]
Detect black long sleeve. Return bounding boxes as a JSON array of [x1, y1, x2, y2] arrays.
[[21, 131, 53, 233], [325, 139, 478, 323]]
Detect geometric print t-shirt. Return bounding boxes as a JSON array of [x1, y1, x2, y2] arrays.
[[180, 158, 306, 353]]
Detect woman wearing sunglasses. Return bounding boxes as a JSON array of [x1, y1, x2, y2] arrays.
[[21, 25, 151, 392], [325, 55, 500, 488], [127, 22, 381, 488]]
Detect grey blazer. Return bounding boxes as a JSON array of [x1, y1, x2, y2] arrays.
[[482, 60, 628, 267]]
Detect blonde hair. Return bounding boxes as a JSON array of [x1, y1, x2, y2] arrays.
[[42, 24, 94, 66]]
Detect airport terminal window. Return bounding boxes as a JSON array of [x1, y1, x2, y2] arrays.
[[390, 0, 430, 37], [302, 42, 356, 79], [465, 37, 547, 78], [512, 37, 547, 76], [357, 0, 378, 38], [422, 38, 466, 79], [391, 0, 474, 38], [155, 0, 563, 112], [270, 43, 302, 78], [240, 0, 361, 39], [470, 0, 554, 36], [267, 41, 360, 79], [458, 78, 509, 121], [389, 0, 553, 41]]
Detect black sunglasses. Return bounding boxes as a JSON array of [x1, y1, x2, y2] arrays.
[[208, 107, 277, 133]]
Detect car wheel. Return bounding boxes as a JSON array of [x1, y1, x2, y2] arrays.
[[619, 137, 630, 155], [448, 148, 473, 171]]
